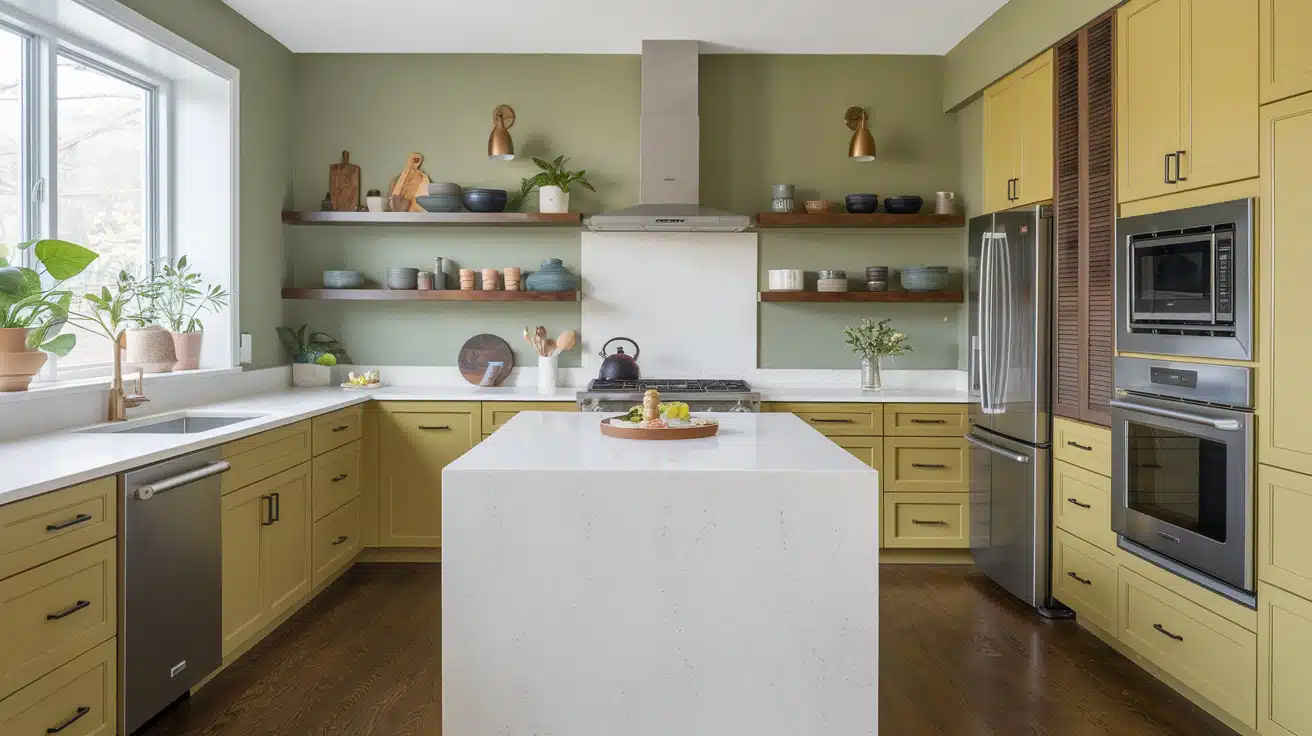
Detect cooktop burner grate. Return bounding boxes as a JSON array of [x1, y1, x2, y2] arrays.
[[586, 379, 752, 393]]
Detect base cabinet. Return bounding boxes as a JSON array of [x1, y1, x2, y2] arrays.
[[1259, 583, 1312, 736], [0, 638, 115, 736], [1053, 530, 1118, 633], [378, 403, 479, 548]]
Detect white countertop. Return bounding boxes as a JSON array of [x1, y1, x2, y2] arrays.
[[756, 385, 969, 403]]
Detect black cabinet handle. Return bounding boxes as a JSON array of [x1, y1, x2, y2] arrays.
[[46, 513, 92, 532], [46, 706, 91, 733], [1066, 441, 1093, 452], [331, 535, 349, 546], [46, 600, 91, 620], [1174, 150, 1187, 181], [271, 492, 281, 523], [418, 425, 451, 431], [809, 418, 854, 424], [331, 474, 349, 482], [1067, 572, 1092, 586], [1067, 497, 1092, 509], [261, 495, 275, 526], [1153, 623, 1184, 641], [331, 424, 350, 433], [912, 463, 948, 469], [911, 519, 948, 526], [910, 418, 947, 424], [1164, 152, 1178, 184]]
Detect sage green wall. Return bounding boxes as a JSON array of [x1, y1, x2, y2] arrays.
[[121, 0, 294, 369], [942, 0, 1120, 110]]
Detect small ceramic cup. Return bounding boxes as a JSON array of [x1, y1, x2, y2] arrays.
[[459, 268, 476, 291], [481, 268, 500, 291], [417, 271, 433, 291]]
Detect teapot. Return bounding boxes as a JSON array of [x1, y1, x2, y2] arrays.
[[598, 337, 640, 381]]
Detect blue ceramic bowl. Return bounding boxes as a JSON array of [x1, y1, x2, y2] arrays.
[[416, 194, 464, 213], [462, 188, 509, 213], [323, 270, 363, 289], [845, 194, 878, 214], [883, 195, 924, 215], [524, 258, 578, 292]]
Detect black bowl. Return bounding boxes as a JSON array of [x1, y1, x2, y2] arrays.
[[883, 195, 924, 215], [462, 188, 508, 213], [845, 193, 878, 214]]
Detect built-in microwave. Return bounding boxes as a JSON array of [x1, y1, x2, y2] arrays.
[[1116, 198, 1252, 361]]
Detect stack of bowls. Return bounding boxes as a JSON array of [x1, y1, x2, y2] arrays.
[[323, 270, 363, 289], [845, 193, 878, 214], [883, 195, 925, 215], [817, 269, 848, 292], [387, 267, 419, 290], [865, 266, 888, 292], [463, 188, 508, 213], [416, 183, 464, 212], [900, 266, 950, 292]]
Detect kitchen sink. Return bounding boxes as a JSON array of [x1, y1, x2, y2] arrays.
[[78, 412, 266, 435]]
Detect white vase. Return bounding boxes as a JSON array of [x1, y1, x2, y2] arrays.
[[292, 363, 331, 388], [539, 185, 569, 214], [538, 353, 559, 394], [861, 357, 882, 391]]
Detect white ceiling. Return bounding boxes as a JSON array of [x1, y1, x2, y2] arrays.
[[220, 0, 1008, 55]]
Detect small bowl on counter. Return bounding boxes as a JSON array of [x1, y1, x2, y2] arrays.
[[804, 200, 831, 214], [845, 193, 878, 214], [767, 269, 804, 291], [323, 270, 363, 289]]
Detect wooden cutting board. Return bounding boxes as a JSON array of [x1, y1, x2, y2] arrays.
[[458, 334, 514, 386], [390, 152, 431, 213], [329, 151, 361, 212]]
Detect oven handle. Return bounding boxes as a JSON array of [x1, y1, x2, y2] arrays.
[[1109, 398, 1242, 431], [965, 434, 1030, 464]]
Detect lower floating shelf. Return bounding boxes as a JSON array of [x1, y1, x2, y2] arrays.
[[282, 288, 579, 302], [759, 290, 963, 303]]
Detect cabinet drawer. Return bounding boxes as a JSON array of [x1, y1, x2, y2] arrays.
[[1259, 583, 1312, 736], [0, 539, 116, 701], [882, 492, 969, 548], [312, 406, 364, 456], [1052, 460, 1117, 554], [1053, 530, 1117, 632], [482, 402, 575, 435], [772, 403, 883, 436], [311, 440, 361, 521], [1053, 417, 1111, 475], [220, 421, 311, 495], [831, 436, 883, 475], [884, 404, 967, 436], [0, 478, 115, 581], [1118, 566, 1257, 729], [883, 437, 969, 492], [1259, 464, 1312, 602], [313, 499, 359, 589], [0, 638, 115, 736]]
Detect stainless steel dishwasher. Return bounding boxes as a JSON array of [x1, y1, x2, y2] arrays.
[[121, 449, 229, 734]]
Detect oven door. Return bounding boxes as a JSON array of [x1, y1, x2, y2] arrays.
[[1129, 232, 1217, 324], [1110, 394, 1253, 593]]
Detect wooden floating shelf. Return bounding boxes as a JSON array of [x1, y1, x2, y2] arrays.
[[282, 288, 579, 302], [281, 211, 584, 226], [759, 290, 963, 303], [755, 212, 965, 228]]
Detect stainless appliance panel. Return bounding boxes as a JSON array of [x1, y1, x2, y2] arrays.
[[121, 450, 226, 734], [1114, 356, 1253, 408], [968, 427, 1052, 608]]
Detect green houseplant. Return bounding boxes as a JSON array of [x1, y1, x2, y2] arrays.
[[513, 156, 595, 214], [0, 238, 99, 391], [277, 325, 350, 387], [156, 256, 229, 371], [843, 318, 913, 391]]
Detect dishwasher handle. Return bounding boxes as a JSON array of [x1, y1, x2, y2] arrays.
[[135, 461, 232, 500]]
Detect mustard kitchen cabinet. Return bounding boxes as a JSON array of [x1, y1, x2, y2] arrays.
[[1260, 0, 1312, 104], [882, 492, 970, 549], [768, 403, 884, 437], [983, 49, 1055, 213], [832, 436, 883, 474], [0, 638, 116, 736], [882, 437, 969, 493], [1258, 464, 1312, 602], [1052, 459, 1117, 554], [1258, 582, 1312, 736], [378, 402, 480, 548], [1117, 0, 1259, 203], [1053, 529, 1118, 633], [481, 401, 576, 436], [0, 476, 115, 581]]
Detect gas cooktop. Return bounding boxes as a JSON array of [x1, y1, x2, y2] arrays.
[[585, 378, 752, 393]]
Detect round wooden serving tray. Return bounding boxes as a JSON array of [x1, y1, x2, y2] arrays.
[[600, 417, 720, 441]]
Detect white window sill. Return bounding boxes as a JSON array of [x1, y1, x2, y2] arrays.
[[0, 367, 242, 405]]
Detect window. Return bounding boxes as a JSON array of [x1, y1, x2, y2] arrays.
[[0, 25, 26, 258]]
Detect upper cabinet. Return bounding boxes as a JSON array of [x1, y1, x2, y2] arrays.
[[1117, 0, 1259, 204], [1260, 0, 1312, 104], [983, 50, 1055, 214]]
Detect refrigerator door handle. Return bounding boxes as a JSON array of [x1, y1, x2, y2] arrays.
[[978, 232, 993, 413], [966, 433, 1031, 464]]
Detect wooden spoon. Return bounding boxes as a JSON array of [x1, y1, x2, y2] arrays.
[[535, 326, 548, 356], [554, 330, 577, 356]]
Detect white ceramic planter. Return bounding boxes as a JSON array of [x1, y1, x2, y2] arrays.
[[292, 363, 332, 388], [539, 185, 569, 214]]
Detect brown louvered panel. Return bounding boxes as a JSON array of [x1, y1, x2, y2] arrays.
[[1053, 34, 1083, 421], [1083, 16, 1116, 426]]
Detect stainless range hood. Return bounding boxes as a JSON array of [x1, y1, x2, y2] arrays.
[[588, 41, 751, 233]]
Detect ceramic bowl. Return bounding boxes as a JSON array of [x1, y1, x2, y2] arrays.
[[323, 270, 364, 289], [900, 266, 950, 291], [845, 194, 878, 214], [883, 195, 924, 215], [817, 278, 849, 292], [804, 200, 831, 214], [463, 188, 509, 213], [416, 194, 464, 213], [767, 269, 804, 291], [771, 184, 795, 199], [386, 267, 419, 290], [818, 270, 847, 280], [428, 181, 462, 196]]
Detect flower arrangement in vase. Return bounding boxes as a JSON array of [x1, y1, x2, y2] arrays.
[[843, 318, 913, 391]]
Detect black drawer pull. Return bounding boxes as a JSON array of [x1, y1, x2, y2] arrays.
[[1066, 441, 1093, 452], [911, 519, 948, 526], [46, 600, 91, 620], [46, 706, 91, 733], [1153, 623, 1184, 642], [331, 473, 349, 482], [810, 418, 854, 424], [271, 492, 281, 523], [331, 424, 350, 432], [912, 463, 947, 469], [1067, 572, 1092, 586], [910, 418, 947, 424], [418, 425, 451, 431], [261, 495, 275, 526], [46, 513, 92, 532], [332, 535, 349, 546], [1067, 497, 1092, 509]]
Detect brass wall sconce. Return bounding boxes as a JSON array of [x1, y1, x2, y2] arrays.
[[488, 104, 516, 160], [845, 106, 876, 162]]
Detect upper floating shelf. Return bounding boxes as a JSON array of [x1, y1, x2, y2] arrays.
[[282, 211, 584, 226], [282, 288, 579, 302], [759, 290, 963, 303], [755, 212, 965, 228]]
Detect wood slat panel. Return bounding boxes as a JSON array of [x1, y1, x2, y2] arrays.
[[1084, 16, 1116, 427], [1054, 34, 1083, 422]]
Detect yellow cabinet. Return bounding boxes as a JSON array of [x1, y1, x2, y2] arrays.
[[481, 402, 575, 435], [882, 437, 969, 493], [311, 440, 361, 522], [1258, 583, 1312, 736], [1052, 460, 1117, 554], [882, 493, 970, 548], [832, 436, 883, 475], [983, 49, 1054, 213], [0, 477, 115, 581], [1118, 0, 1258, 203], [1258, 464, 1312, 602], [0, 638, 115, 736], [769, 403, 883, 436], [1053, 417, 1112, 476], [311, 405, 363, 456], [220, 463, 312, 658], [312, 498, 359, 589], [1260, 0, 1312, 104], [220, 421, 310, 495], [883, 404, 968, 437], [378, 402, 479, 548], [1053, 530, 1118, 633], [1260, 92, 1312, 477]]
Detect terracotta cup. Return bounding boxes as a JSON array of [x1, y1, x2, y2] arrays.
[[481, 268, 500, 291]]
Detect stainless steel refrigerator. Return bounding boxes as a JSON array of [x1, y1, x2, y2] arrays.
[[967, 204, 1064, 615]]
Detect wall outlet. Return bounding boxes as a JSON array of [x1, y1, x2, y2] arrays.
[[239, 333, 253, 364]]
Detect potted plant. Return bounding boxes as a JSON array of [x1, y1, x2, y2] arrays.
[[512, 156, 595, 214], [843, 318, 913, 391], [117, 267, 175, 374], [156, 256, 230, 371], [0, 239, 98, 391], [277, 325, 350, 387]]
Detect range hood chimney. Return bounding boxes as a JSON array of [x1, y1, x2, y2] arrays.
[[587, 40, 751, 233]]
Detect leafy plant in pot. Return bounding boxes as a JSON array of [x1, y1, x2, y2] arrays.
[[0, 239, 98, 391], [843, 318, 912, 391], [277, 325, 350, 387], [116, 268, 176, 374], [156, 256, 229, 371], [511, 156, 595, 214]]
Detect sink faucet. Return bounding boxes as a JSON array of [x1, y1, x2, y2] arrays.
[[109, 339, 149, 421]]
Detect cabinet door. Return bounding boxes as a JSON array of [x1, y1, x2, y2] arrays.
[[380, 410, 476, 547], [1177, 0, 1258, 190], [1261, 0, 1312, 104], [1118, 0, 1184, 203], [1258, 583, 1312, 736], [261, 466, 312, 623], [1016, 50, 1054, 206], [983, 77, 1021, 213], [221, 483, 266, 657], [1260, 93, 1312, 476]]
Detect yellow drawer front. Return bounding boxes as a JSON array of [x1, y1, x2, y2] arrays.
[[1052, 530, 1117, 632], [311, 440, 361, 522], [1259, 583, 1312, 736], [883, 437, 969, 492], [1259, 464, 1312, 602], [220, 421, 311, 495], [482, 402, 576, 435], [884, 404, 968, 437], [0, 539, 116, 701], [0, 638, 115, 736], [0, 478, 115, 581], [1052, 460, 1117, 554], [1118, 567, 1258, 729], [882, 492, 969, 548], [312, 406, 364, 456], [1053, 417, 1111, 475], [771, 403, 884, 436], [832, 436, 883, 474], [313, 498, 359, 589]]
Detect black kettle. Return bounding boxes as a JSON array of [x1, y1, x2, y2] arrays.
[[598, 337, 641, 381]]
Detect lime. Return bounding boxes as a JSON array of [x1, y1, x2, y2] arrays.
[[314, 353, 338, 367]]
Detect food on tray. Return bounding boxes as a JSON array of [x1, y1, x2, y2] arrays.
[[643, 389, 661, 422], [346, 369, 381, 387]]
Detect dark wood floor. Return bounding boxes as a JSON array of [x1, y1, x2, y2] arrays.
[[139, 564, 1236, 736]]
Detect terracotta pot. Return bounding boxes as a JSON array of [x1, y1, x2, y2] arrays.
[[126, 326, 176, 374], [171, 330, 203, 371], [0, 327, 47, 392]]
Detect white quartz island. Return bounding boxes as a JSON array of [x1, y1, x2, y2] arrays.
[[442, 412, 880, 735]]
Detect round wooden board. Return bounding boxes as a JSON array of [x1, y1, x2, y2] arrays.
[[458, 333, 514, 386], [600, 417, 720, 441]]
